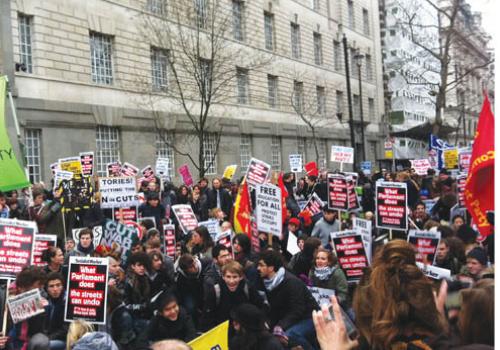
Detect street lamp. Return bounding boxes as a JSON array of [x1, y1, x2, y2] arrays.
[[353, 50, 366, 161], [342, 34, 357, 168]]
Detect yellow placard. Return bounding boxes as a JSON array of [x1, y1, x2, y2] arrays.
[[444, 149, 458, 169], [188, 320, 229, 350], [385, 150, 393, 159], [222, 165, 237, 180], [59, 157, 82, 176]]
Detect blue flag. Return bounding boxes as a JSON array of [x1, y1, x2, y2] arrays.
[[429, 134, 453, 170]]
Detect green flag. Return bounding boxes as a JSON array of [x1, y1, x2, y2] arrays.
[[0, 76, 30, 191]]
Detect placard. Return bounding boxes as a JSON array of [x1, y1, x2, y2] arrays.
[[121, 162, 139, 177], [215, 230, 232, 250], [416, 262, 451, 280], [178, 164, 194, 187], [410, 159, 432, 176], [422, 199, 437, 214], [353, 218, 372, 264], [287, 231, 300, 255], [50, 162, 60, 176], [375, 182, 408, 231], [331, 230, 369, 283], [163, 224, 176, 260], [198, 219, 222, 241], [32, 234, 57, 266], [59, 156, 82, 176], [106, 162, 121, 177], [65, 256, 108, 324], [302, 192, 325, 217], [0, 218, 36, 278], [141, 165, 155, 181], [246, 158, 271, 188], [53, 170, 74, 190], [101, 220, 139, 264], [360, 161, 372, 175], [255, 184, 282, 237], [99, 177, 139, 209], [155, 158, 170, 178], [330, 146, 354, 164], [327, 173, 348, 211], [456, 174, 467, 208], [8, 289, 45, 324], [443, 148, 458, 170], [79, 152, 94, 177], [458, 148, 472, 174], [72, 226, 103, 249], [308, 286, 335, 306], [172, 204, 199, 235], [114, 207, 138, 221], [346, 175, 360, 211], [289, 154, 303, 173], [407, 230, 441, 264], [222, 165, 237, 180]]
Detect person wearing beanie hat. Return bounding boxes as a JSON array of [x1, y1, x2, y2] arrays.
[[139, 191, 166, 234], [464, 247, 489, 281], [229, 303, 285, 350], [456, 225, 479, 254]]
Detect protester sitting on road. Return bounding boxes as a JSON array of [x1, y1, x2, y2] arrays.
[[65, 228, 95, 263], [43, 272, 68, 350]]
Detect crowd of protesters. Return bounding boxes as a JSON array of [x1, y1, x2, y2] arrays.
[[0, 163, 494, 350]]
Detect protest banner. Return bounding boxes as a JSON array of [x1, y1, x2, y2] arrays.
[[222, 165, 237, 180], [458, 148, 472, 174], [53, 170, 73, 190], [178, 164, 194, 187], [114, 207, 138, 222], [163, 224, 176, 260], [215, 230, 232, 250], [344, 172, 358, 186], [50, 162, 60, 176], [141, 165, 155, 181], [288, 154, 303, 173], [198, 219, 222, 241], [346, 175, 360, 211], [32, 234, 57, 266], [101, 220, 139, 264], [172, 204, 199, 235], [443, 148, 458, 169], [7, 289, 45, 324], [107, 162, 121, 177], [385, 141, 394, 159], [360, 161, 372, 175], [99, 177, 139, 209], [246, 158, 271, 188], [410, 159, 432, 176], [331, 230, 369, 283], [120, 162, 139, 177], [59, 156, 82, 176], [65, 256, 108, 324], [58, 175, 94, 212], [331, 146, 354, 164], [407, 230, 441, 264], [79, 152, 94, 177], [416, 262, 451, 280], [457, 174, 467, 208], [375, 181, 408, 231], [72, 226, 103, 249], [327, 173, 348, 211], [308, 286, 336, 306], [188, 320, 229, 350], [353, 218, 372, 264], [255, 183, 282, 237], [0, 219, 36, 278], [287, 231, 300, 255], [303, 192, 325, 218], [155, 158, 170, 179], [422, 199, 437, 214]]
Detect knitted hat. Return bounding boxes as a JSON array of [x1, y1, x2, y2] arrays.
[[457, 225, 478, 245], [467, 247, 488, 266], [288, 218, 301, 227], [230, 303, 266, 332]]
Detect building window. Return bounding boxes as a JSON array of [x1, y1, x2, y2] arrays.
[[297, 137, 307, 162], [368, 98, 375, 119], [312, 0, 320, 11], [290, 23, 301, 59], [313, 32, 323, 65], [194, 0, 207, 28], [316, 86, 326, 116], [199, 58, 212, 95], [240, 134, 252, 174], [155, 132, 175, 177], [147, 0, 166, 14], [336, 90, 344, 116], [369, 141, 377, 160], [264, 12, 274, 51], [203, 133, 217, 175], [365, 54, 373, 81], [96, 126, 120, 176], [353, 94, 360, 117], [151, 47, 169, 91], [267, 74, 278, 108], [90, 32, 113, 85], [363, 8, 370, 35], [350, 49, 358, 79], [18, 14, 33, 74], [389, 29, 396, 36], [333, 40, 342, 71], [271, 136, 281, 169], [24, 129, 41, 183], [236, 67, 249, 104], [233, 0, 244, 41], [348, 0, 355, 28], [293, 81, 304, 113], [317, 138, 327, 169]]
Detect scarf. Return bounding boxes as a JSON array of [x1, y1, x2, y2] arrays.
[[263, 267, 286, 291], [314, 266, 336, 281], [77, 242, 94, 255]]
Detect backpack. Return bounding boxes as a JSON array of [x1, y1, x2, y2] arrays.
[[213, 282, 249, 307]]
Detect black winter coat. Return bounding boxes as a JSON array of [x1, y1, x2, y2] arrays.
[[204, 188, 232, 219], [43, 295, 69, 341], [144, 307, 196, 343]]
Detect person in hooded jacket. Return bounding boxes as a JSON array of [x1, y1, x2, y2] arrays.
[[43, 272, 69, 350], [139, 191, 166, 233]]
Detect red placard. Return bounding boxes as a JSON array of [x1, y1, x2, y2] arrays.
[[375, 182, 408, 231], [171, 205, 198, 235], [457, 174, 467, 208], [32, 234, 57, 266], [79, 152, 94, 177], [407, 230, 441, 264], [331, 231, 369, 283], [0, 219, 36, 278], [328, 173, 348, 211], [163, 224, 176, 260], [246, 158, 271, 188]]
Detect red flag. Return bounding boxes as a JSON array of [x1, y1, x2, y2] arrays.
[[277, 172, 288, 225], [464, 94, 494, 238], [233, 178, 252, 238], [304, 161, 318, 177]]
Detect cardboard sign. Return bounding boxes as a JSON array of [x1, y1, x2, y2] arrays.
[[287, 231, 300, 255], [99, 177, 139, 209], [198, 220, 222, 241], [255, 184, 282, 237], [246, 158, 271, 188], [353, 218, 372, 264], [308, 286, 335, 306], [178, 164, 194, 187], [163, 224, 176, 260], [456, 174, 467, 208], [360, 161, 371, 175], [375, 182, 408, 231], [410, 159, 432, 176], [156, 158, 170, 178], [385, 142, 394, 159], [327, 173, 348, 211], [346, 176, 360, 211], [72, 226, 103, 249], [331, 230, 369, 283], [65, 256, 109, 324], [79, 152, 94, 177], [106, 162, 121, 177], [303, 192, 325, 217], [458, 148, 472, 174], [59, 156, 82, 176], [416, 262, 451, 280], [141, 165, 155, 181], [8, 289, 45, 324], [53, 170, 74, 190], [101, 220, 139, 264], [443, 148, 458, 170], [222, 165, 237, 180], [407, 230, 441, 264], [172, 205, 199, 235], [331, 146, 354, 164], [114, 207, 138, 221], [289, 154, 303, 173], [0, 219, 36, 278], [32, 234, 57, 266], [121, 162, 139, 177], [50, 162, 60, 176]]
